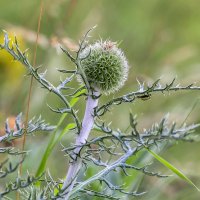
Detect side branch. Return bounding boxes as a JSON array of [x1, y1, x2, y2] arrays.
[[0, 33, 81, 132], [95, 79, 200, 116]]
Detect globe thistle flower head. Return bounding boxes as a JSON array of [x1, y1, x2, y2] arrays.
[[80, 40, 129, 94]]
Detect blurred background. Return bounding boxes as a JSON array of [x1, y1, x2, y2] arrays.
[[0, 0, 200, 199]]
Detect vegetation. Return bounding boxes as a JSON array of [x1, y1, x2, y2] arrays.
[[0, 1, 200, 199]]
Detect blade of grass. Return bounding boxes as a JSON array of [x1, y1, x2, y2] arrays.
[[145, 147, 200, 191], [35, 94, 81, 178], [181, 98, 200, 127], [17, 0, 44, 199], [20, 0, 44, 174]]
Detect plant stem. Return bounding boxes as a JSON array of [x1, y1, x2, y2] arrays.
[[61, 91, 99, 200]]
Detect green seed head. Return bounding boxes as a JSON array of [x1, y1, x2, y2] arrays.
[[79, 40, 129, 94]]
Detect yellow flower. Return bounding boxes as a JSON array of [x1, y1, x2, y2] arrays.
[[0, 33, 26, 85]]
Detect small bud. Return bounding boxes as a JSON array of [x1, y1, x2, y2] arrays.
[[79, 40, 129, 94]]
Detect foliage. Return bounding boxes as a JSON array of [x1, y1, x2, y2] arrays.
[[0, 29, 200, 200]]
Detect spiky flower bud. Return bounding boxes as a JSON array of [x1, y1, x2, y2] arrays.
[[80, 40, 129, 94]]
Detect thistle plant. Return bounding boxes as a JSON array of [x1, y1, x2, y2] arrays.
[[0, 28, 200, 200], [79, 40, 129, 94]]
